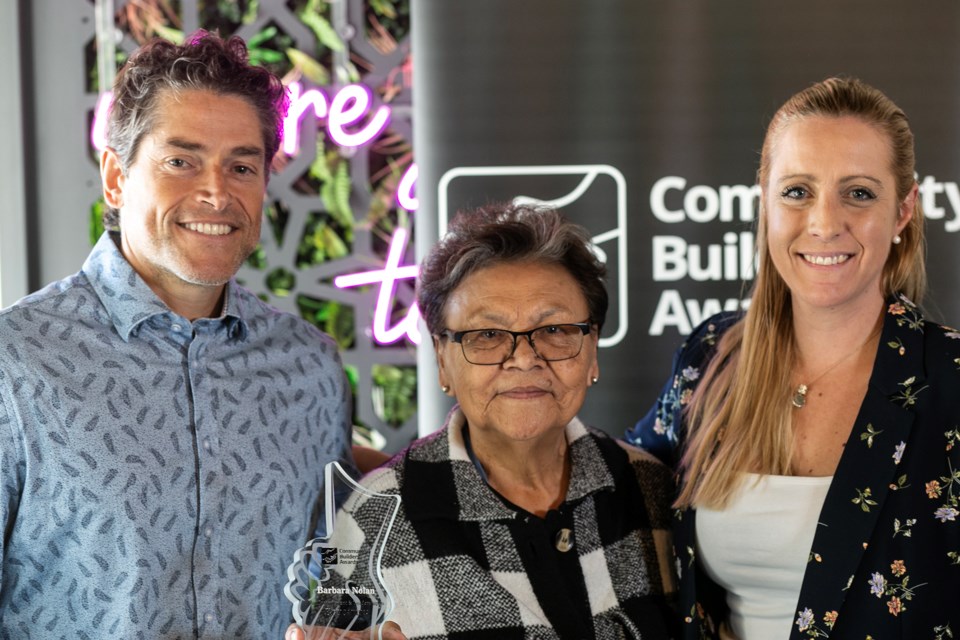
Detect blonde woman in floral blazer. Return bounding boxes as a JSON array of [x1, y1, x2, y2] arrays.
[[628, 297, 960, 639], [627, 76, 960, 640]]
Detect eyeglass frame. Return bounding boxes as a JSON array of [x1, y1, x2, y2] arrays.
[[436, 320, 594, 366]]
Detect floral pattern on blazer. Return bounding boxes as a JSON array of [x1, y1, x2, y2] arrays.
[[626, 294, 960, 639]]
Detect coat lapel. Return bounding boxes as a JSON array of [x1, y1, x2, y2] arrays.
[[789, 296, 927, 638]]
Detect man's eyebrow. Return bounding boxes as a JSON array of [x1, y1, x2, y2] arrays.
[[163, 138, 264, 158], [231, 145, 265, 158], [164, 137, 204, 152]]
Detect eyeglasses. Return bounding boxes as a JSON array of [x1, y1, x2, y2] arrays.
[[439, 321, 592, 365]]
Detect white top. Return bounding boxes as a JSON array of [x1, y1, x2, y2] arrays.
[[696, 473, 833, 640]]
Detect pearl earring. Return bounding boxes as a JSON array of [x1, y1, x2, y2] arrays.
[[441, 385, 450, 393], [892, 235, 902, 245], [591, 377, 599, 385]]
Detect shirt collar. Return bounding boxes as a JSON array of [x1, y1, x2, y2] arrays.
[[219, 280, 249, 339], [401, 407, 618, 522], [82, 232, 248, 341]]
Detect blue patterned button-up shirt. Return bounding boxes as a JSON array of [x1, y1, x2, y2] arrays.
[[0, 233, 354, 639]]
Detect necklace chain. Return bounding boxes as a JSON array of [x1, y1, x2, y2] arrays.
[[791, 324, 881, 409]]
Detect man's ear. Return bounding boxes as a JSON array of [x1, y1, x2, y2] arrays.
[[101, 147, 125, 210]]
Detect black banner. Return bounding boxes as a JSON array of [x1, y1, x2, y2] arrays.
[[413, 0, 960, 436]]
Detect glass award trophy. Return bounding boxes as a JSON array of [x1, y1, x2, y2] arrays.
[[284, 461, 402, 639]]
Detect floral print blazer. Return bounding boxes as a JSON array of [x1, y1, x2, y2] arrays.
[[625, 295, 960, 639]]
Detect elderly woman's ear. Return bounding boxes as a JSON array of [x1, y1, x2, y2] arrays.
[[433, 336, 452, 395], [586, 334, 600, 386]]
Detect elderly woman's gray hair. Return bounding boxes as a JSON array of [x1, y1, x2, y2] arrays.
[[417, 203, 608, 335]]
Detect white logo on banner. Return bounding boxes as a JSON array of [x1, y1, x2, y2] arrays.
[[439, 165, 628, 347]]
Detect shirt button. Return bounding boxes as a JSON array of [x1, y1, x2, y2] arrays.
[[555, 528, 574, 552], [203, 438, 212, 452], [172, 324, 182, 333], [204, 526, 213, 538], [204, 612, 214, 623]]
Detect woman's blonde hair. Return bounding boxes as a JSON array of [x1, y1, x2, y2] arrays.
[[676, 77, 927, 509]]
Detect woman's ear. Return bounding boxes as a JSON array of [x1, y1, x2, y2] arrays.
[[433, 335, 451, 394], [896, 183, 918, 235], [588, 355, 600, 388]]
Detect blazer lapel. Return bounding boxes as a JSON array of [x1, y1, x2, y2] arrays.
[[790, 296, 927, 638]]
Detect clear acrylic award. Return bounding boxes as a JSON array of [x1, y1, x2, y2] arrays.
[[284, 461, 401, 639]]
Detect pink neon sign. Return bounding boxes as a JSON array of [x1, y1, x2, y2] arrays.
[[396, 163, 418, 212], [283, 82, 391, 153], [334, 227, 422, 345], [91, 93, 112, 150]]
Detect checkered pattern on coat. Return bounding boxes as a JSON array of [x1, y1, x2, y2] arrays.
[[331, 409, 677, 639]]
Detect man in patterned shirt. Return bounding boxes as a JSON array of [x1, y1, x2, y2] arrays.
[[0, 31, 357, 638]]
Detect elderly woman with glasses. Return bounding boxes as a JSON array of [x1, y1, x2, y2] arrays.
[[289, 203, 677, 640]]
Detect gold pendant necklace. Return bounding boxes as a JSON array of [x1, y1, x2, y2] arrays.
[[791, 324, 881, 410], [792, 384, 810, 409]]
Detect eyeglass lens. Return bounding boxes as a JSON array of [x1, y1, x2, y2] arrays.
[[460, 325, 585, 364]]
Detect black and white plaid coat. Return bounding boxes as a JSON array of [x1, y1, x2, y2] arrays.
[[331, 408, 678, 639]]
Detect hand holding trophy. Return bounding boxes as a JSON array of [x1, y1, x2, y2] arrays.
[[284, 621, 407, 640], [284, 462, 404, 640]]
